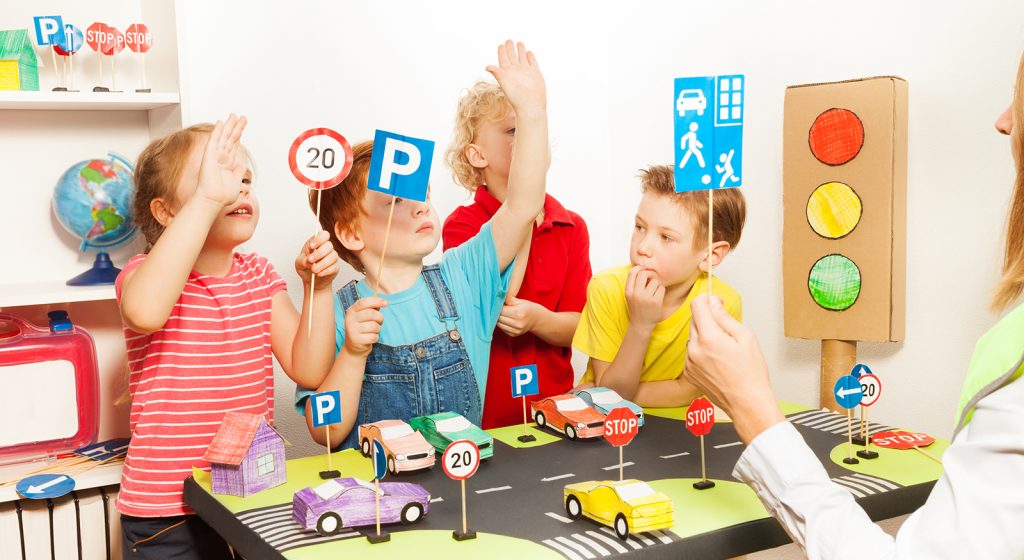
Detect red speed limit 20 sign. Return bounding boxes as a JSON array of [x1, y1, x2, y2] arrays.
[[686, 397, 715, 437], [441, 440, 480, 481], [603, 407, 639, 447], [288, 128, 354, 190]]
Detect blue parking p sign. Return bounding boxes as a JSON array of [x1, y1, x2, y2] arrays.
[[510, 364, 539, 398], [673, 74, 745, 192], [33, 16, 66, 48], [311, 390, 342, 428], [367, 129, 434, 202]]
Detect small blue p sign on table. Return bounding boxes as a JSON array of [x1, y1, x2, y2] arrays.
[[311, 390, 342, 478], [511, 365, 540, 442]]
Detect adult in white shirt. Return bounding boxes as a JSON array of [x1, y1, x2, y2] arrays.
[[683, 61, 1024, 559]]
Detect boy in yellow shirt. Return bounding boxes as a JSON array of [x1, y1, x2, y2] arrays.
[[573, 165, 745, 407]]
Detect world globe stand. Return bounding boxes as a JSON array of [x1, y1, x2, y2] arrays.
[[66, 252, 121, 286]]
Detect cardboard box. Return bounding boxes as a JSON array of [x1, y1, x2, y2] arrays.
[[783, 77, 907, 342]]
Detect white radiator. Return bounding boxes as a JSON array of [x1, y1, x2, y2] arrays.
[[0, 486, 122, 560]]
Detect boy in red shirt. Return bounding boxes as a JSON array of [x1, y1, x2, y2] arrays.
[[443, 81, 592, 429]]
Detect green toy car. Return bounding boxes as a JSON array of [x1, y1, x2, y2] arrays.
[[408, 412, 494, 460]]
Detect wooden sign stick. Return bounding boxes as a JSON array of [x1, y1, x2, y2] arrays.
[[708, 189, 714, 297], [372, 197, 398, 297], [307, 188, 323, 336]]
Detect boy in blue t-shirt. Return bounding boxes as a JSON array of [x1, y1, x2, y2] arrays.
[[295, 40, 549, 449]]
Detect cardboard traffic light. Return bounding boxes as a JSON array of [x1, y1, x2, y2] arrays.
[[783, 77, 908, 342]]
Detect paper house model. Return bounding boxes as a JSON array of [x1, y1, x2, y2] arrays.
[[0, 30, 39, 91], [203, 412, 288, 497]]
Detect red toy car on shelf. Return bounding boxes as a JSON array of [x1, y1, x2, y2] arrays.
[[531, 394, 606, 439]]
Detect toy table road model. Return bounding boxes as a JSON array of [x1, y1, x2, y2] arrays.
[[184, 403, 945, 559]]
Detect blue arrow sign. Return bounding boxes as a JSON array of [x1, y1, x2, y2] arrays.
[[75, 438, 130, 461], [17, 474, 75, 499], [849, 363, 873, 379], [834, 375, 863, 409], [372, 439, 387, 480]]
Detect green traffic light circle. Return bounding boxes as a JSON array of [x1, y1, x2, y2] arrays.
[[808, 254, 861, 310]]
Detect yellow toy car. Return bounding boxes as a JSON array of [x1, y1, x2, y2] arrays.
[[563, 479, 673, 540]]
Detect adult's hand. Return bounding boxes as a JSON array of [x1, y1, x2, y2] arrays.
[[685, 294, 785, 444]]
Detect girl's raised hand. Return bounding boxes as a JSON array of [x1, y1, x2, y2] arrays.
[[296, 230, 340, 288], [196, 114, 248, 207], [486, 40, 546, 116]]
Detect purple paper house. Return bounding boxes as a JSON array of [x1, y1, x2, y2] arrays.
[[203, 412, 288, 497]]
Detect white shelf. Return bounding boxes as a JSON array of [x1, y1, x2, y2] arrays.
[[0, 462, 122, 504], [0, 91, 180, 111], [0, 282, 116, 309]]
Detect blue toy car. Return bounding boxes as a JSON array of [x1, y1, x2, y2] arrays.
[[572, 387, 645, 427]]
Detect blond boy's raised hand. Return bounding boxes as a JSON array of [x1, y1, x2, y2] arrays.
[[486, 40, 546, 117], [196, 114, 249, 208]]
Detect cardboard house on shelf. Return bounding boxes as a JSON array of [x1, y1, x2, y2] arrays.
[[203, 412, 288, 497], [0, 30, 39, 91]]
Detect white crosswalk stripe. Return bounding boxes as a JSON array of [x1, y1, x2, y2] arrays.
[[556, 536, 596, 559], [544, 538, 585, 560], [831, 473, 902, 500], [585, 530, 629, 553], [542, 525, 678, 558], [789, 410, 896, 437], [546, 511, 574, 523], [235, 503, 360, 553], [572, 533, 611, 556]]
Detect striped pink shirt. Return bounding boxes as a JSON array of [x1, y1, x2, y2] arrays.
[[114, 252, 286, 517]]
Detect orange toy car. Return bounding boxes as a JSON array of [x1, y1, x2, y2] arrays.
[[531, 394, 606, 440]]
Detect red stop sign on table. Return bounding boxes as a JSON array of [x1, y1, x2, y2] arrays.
[[125, 23, 152, 53], [85, 22, 109, 52], [871, 431, 935, 450], [603, 407, 639, 447], [686, 397, 715, 437], [102, 26, 125, 55]]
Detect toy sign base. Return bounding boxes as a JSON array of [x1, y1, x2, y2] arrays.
[[692, 479, 715, 490], [856, 450, 879, 460], [842, 457, 860, 465], [452, 529, 477, 541], [517, 434, 537, 443], [851, 436, 867, 446], [366, 530, 391, 544], [318, 470, 341, 480]]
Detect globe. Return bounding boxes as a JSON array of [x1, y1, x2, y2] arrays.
[[52, 152, 138, 285]]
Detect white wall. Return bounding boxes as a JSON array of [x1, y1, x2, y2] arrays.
[[173, 0, 1024, 457]]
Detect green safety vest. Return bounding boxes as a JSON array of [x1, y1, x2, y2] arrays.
[[953, 302, 1024, 437]]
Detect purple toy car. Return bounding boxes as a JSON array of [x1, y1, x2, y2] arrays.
[[292, 477, 430, 536]]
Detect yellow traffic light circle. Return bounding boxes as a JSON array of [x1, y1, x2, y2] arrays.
[[806, 181, 863, 239]]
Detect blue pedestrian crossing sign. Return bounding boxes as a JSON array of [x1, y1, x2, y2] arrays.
[[372, 439, 387, 480], [834, 375, 863, 409], [311, 390, 342, 428], [673, 74, 745, 192], [510, 364, 539, 398]]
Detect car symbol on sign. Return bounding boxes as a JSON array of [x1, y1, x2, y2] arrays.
[[676, 89, 707, 117]]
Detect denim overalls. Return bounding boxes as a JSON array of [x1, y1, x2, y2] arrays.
[[336, 264, 483, 450]]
